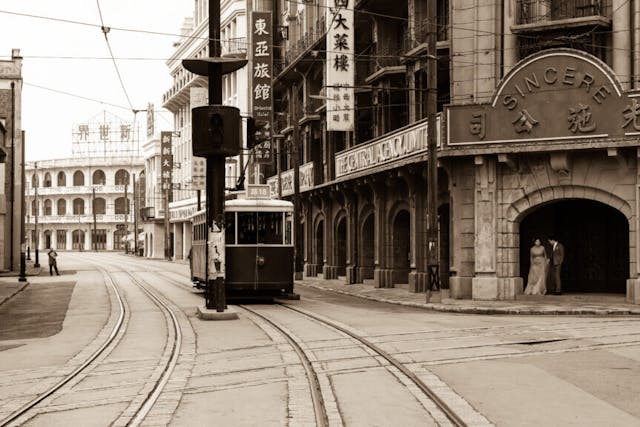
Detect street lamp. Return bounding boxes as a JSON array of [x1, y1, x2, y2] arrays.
[[33, 162, 40, 267]]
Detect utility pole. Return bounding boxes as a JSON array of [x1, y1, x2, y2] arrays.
[[183, 0, 245, 313], [291, 83, 303, 279], [164, 180, 170, 260], [124, 181, 129, 254], [34, 162, 40, 268], [133, 173, 138, 256], [10, 81, 15, 271], [92, 187, 98, 251], [426, 0, 440, 302], [19, 130, 26, 282]]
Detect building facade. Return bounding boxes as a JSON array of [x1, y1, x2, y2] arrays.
[[159, 0, 250, 261], [261, 0, 640, 304], [0, 49, 24, 272]]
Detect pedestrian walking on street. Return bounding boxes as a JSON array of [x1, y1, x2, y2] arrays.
[[48, 247, 60, 276]]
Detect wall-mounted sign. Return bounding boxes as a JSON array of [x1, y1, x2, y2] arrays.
[[160, 131, 173, 191], [251, 12, 273, 129], [191, 156, 206, 191], [326, 0, 354, 131], [447, 49, 634, 146], [147, 103, 155, 137], [267, 162, 314, 197], [335, 117, 440, 178]]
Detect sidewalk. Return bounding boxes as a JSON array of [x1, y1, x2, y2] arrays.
[[0, 262, 42, 307], [297, 277, 640, 315]]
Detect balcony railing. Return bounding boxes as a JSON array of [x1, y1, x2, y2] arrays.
[[402, 17, 449, 52], [517, 0, 610, 25], [275, 16, 326, 76], [27, 185, 130, 196], [221, 37, 247, 57], [26, 214, 129, 224]]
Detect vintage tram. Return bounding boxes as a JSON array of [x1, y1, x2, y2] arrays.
[[190, 198, 295, 298]]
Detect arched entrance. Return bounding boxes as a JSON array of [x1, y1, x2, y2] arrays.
[[336, 216, 347, 276], [392, 210, 410, 284], [44, 230, 52, 249], [315, 220, 324, 271], [359, 213, 375, 280], [519, 200, 628, 293]]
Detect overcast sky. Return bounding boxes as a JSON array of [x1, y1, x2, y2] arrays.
[[0, 0, 193, 161]]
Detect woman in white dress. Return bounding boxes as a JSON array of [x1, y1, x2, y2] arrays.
[[524, 238, 548, 295]]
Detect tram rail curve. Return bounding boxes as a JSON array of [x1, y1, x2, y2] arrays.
[[0, 268, 126, 427]]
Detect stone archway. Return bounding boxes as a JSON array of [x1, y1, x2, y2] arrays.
[[315, 219, 324, 272], [391, 209, 411, 284], [359, 211, 375, 282], [520, 199, 629, 293], [335, 214, 347, 277]]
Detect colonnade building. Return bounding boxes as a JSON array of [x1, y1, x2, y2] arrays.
[[262, 0, 640, 304]]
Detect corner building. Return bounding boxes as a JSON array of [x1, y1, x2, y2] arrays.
[[265, 0, 640, 304]]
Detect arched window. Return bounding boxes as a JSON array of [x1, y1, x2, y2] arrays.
[[73, 198, 85, 215], [114, 169, 130, 186], [57, 199, 66, 216], [43, 172, 52, 187], [92, 170, 106, 185], [114, 197, 130, 215], [31, 174, 37, 188], [57, 171, 66, 187], [73, 170, 85, 186], [94, 197, 106, 215], [44, 199, 52, 216]]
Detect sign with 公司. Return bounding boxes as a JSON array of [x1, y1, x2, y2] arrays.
[[160, 131, 173, 191], [251, 12, 273, 131], [326, 0, 354, 131]]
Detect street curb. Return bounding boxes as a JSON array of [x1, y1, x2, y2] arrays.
[[0, 281, 30, 307], [297, 282, 640, 316]]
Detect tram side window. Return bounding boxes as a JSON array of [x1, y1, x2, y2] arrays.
[[225, 212, 236, 244], [237, 212, 257, 244], [285, 212, 293, 245], [258, 212, 283, 244]]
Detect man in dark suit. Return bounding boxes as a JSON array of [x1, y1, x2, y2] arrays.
[[548, 237, 564, 295]]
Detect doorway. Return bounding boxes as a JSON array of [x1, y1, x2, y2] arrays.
[[519, 200, 628, 293]]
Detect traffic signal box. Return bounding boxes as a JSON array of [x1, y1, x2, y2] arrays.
[[192, 105, 242, 157]]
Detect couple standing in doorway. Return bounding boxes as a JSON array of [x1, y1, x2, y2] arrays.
[[524, 237, 564, 296]]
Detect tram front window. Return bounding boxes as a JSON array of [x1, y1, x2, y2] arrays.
[[225, 212, 236, 244], [237, 212, 284, 244]]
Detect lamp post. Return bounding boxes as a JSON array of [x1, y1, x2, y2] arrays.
[[33, 162, 40, 268], [19, 130, 26, 282]]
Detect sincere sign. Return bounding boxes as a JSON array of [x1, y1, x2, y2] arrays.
[[447, 49, 634, 145], [326, 0, 354, 131]]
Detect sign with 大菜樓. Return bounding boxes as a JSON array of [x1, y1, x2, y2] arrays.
[[447, 49, 638, 146], [326, 0, 354, 131]]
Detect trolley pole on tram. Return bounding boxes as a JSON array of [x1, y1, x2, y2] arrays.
[[183, 0, 246, 313], [425, 0, 440, 302]]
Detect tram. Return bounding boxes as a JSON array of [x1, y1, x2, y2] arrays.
[[190, 198, 295, 298]]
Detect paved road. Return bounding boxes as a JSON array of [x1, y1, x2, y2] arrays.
[[0, 252, 638, 426]]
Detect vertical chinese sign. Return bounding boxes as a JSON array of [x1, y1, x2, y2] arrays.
[[326, 0, 354, 131], [190, 87, 208, 192], [251, 11, 273, 164], [160, 131, 173, 194]]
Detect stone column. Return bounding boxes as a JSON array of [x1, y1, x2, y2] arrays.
[[503, 0, 518, 74], [345, 190, 358, 284], [613, 0, 631, 89], [408, 173, 427, 292], [627, 147, 640, 304], [321, 195, 337, 279], [372, 179, 392, 287]]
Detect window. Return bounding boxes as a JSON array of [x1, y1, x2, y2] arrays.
[[92, 229, 107, 250], [44, 199, 52, 216], [56, 230, 67, 249], [115, 197, 130, 215], [225, 212, 236, 244], [73, 198, 84, 215], [57, 199, 66, 215], [31, 174, 37, 188], [114, 228, 127, 250], [93, 197, 106, 215], [93, 170, 106, 185], [72, 230, 85, 250], [285, 212, 293, 245], [237, 212, 284, 244], [43, 172, 52, 187], [73, 170, 84, 186], [57, 171, 66, 187], [115, 169, 129, 185]]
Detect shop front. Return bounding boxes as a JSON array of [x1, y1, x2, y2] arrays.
[[445, 49, 640, 304]]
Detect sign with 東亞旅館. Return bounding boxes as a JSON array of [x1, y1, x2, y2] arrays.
[[251, 11, 274, 164], [334, 116, 441, 178], [446, 49, 640, 146]]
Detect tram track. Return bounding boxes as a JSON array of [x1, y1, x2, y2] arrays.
[[0, 268, 126, 427]]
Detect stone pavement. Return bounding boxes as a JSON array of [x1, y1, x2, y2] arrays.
[[0, 261, 41, 307], [296, 277, 640, 315]]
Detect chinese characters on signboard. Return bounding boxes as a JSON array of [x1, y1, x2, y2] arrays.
[[160, 131, 173, 191], [147, 103, 155, 137], [326, 0, 354, 131], [190, 87, 208, 191], [251, 12, 274, 164]]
